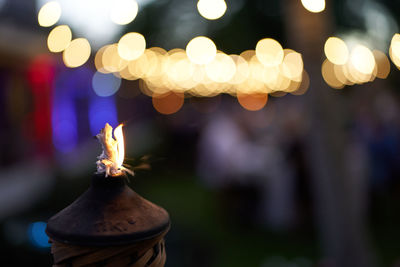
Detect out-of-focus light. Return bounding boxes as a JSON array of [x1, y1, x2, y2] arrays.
[[205, 53, 236, 83], [95, 45, 109, 72], [291, 71, 310, 95], [389, 33, 400, 68], [152, 92, 184, 115], [52, 99, 78, 153], [118, 32, 146, 60], [237, 93, 268, 111], [324, 37, 349, 65], [321, 59, 344, 89], [333, 64, 351, 85], [28, 222, 50, 248], [229, 55, 249, 84], [38, 1, 61, 27], [373, 50, 390, 79], [349, 45, 375, 75], [301, 0, 325, 13], [89, 96, 118, 135], [52, 119, 78, 153], [255, 38, 284, 67], [166, 52, 195, 85], [63, 38, 91, 68], [102, 44, 128, 73], [92, 71, 121, 97], [281, 50, 303, 81], [110, 0, 139, 25], [197, 0, 227, 20], [186, 36, 217, 65], [47, 25, 72, 53]]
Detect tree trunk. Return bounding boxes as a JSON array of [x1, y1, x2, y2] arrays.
[[283, 1, 375, 266]]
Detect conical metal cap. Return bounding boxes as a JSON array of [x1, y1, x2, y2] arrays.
[[46, 174, 170, 246]]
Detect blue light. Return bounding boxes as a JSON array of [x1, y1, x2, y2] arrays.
[[52, 100, 78, 153], [28, 222, 50, 248], [92, 71, 121, 97], [89, 96, 118, 135]]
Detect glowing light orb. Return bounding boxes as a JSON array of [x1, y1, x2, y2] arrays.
[[321, 59, 344, 89], [186, 36, 217, 65], [281, 50, 303, 81], [324, 37, 349, 65], [28, 222, 50, 248], [102, 44, 129, 73], [152, 92, 184, 115], [197, 0, 227, 20], [110, 0, 139, 25], [349, 45, 375, 75], [38, 1, 61, 27], [301, 0, 325, 13], [390, 34, 400, 68], [255, 38, 284, 67], [117, 32, 146, 61], [62, 38, 91, 68], [47, 25, 72, 53], [205, 53, 236, 83], [237, 93, 268, 111], [92, 71, 122, 97], [373, 50, 390, 79]]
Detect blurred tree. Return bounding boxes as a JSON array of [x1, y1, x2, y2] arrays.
[[283, 0, 375, 266]]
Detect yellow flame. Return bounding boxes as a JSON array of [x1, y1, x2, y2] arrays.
[[114, 124, 125, 169]]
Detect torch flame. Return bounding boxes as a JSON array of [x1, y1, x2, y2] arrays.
[[96, 123, 133, 177], [114, 124, 125, 169]]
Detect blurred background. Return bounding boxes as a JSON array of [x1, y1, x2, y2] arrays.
[[1, 0, 400, 266]]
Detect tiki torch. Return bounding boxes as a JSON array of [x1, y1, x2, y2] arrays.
[[46, 123, 170, 267]]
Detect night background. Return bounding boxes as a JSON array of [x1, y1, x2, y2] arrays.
[[0, 0, 400, 266]]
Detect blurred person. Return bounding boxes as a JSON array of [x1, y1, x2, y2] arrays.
[[197, 99, 297, 229]]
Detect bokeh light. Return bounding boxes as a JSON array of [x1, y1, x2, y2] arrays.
[[301, 0, 325, 13], [102, 44, 128, 73], [197, 0, 227, 20], [349, 45, 375, 75], [205, 53, 236, 83], [62, 38, 91, 68], [94, 45, 109, 73], [38, 1, 61, 27], [28, 222, 50, 248], [291, 71, 310, 95], [321, 59, 344, 89], [373, 50, 390, 79], [281, 50, 303, 81], [186, 36, 217, 65], [110, 0, 139, 25], [389, 33, 400, 69], [89, 96, 118, 135], [324, 37, 349, 65], [92, 71, 122, 97], [255, 38, 284, 67], [47, 25, 72, 53], [237, 92, 268, 111], [117, 32, 146, 61], [152, 92, 184, 115]]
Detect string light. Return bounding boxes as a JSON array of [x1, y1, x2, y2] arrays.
[[47, 25, 72, 53], [62, 38, 91, 68], [301, 0, 325, 13], [110, 0, 139, 25], [186, 36, 217, 65], [117, 32, 146, 61], [38, 1, 61, 27], [197, 0, 227, 20]]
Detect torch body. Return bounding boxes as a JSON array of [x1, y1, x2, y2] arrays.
[[46, 174, 170, 267]]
